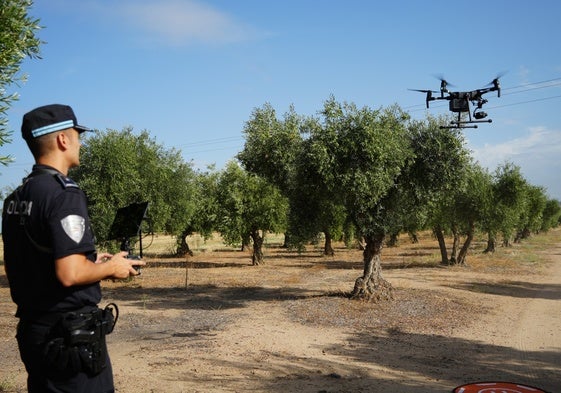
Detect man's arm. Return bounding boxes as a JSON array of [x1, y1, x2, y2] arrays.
[[55, 252, 144, 287]]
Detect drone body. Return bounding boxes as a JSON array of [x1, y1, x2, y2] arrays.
[[410, 76, 502, 129]]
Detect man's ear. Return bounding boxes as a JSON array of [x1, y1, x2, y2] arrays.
[[55, 131, 69, 151]]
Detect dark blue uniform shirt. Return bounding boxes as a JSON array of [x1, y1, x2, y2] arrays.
[[2, 164, 101, 320]]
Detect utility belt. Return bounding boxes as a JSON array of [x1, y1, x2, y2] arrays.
[[42, 303, 119, 376]]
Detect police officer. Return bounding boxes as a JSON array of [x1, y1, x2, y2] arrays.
[[2, 104, 144, 392]]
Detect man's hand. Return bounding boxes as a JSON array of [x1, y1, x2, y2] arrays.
[[56, 252, 145, 286], [108, 252, 145, 279], [95, 252, 113, 264]]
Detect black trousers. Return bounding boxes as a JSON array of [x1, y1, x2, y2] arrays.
[[16, 318, 114, 393]]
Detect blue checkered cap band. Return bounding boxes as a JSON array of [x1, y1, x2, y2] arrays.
[[31, 120, 75, 138]]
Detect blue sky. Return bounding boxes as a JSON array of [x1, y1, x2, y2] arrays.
[[3, 0, 561, 199]]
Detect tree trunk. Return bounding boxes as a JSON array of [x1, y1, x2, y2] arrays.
[[408, 231, 419, 244], [357, 237, 366, 251], [502, 236, 512, 247], [351, 233, 393, 301], [450, 224, 460, 264], [323, 230, 335, 256], [433, 226, 449, 265], [515, 227, 531, 243], [250, 229, 264, 265], [176, 229, 194, 257], [241, 233, 251, 251], [456, 219, 475, 265], [282, 233, 289, 248], [484, 232, 496, 253], [386, 233, 399, 247]]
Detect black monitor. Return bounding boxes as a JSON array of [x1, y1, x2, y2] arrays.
[[108, 202, 149, 240]]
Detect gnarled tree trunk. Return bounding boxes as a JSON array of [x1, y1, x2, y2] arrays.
[[176, 228, 194, 257], [351, 233, 393, 301]]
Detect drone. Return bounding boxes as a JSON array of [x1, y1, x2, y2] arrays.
[[410, 75, 502, 129]]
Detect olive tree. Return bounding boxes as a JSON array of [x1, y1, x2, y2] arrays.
[[515, 184, 548, 242], [176, 166, 220, 256], [237, 103, 301, 193], [216, 161, 288, 265], [398, 115, 470, 250], [301, 98, 414, 300], [71, 128, 197, 252], [482, 162, 528, 251], [541, 199, 561, 232]]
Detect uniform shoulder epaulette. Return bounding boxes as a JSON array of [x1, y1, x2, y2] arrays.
[[54, 174, 80, 189]]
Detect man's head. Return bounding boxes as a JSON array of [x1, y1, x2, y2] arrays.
[[21, 104, 91, 164]]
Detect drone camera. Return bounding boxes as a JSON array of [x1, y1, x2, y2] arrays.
[[474, 111, 488, 120]]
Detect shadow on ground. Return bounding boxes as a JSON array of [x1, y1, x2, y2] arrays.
[[145, 327, 560, 393], [451, 280, 561, 300]]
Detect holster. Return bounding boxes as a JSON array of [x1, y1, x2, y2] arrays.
[[42, 303, 118, 376]]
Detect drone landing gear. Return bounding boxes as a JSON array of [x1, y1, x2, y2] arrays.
[[441, 124, 478, 129], [441, 119, 492, 129]]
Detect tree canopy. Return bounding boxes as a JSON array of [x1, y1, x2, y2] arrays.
[[71, 128, 197, 252], [216, 161, 288, 265]]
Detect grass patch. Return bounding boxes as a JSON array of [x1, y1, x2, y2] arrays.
[[0, 377, 16, 392]]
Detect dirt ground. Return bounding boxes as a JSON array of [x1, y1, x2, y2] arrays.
[[1, 230, 560, 393]]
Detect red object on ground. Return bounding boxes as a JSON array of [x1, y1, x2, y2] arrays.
[[453, 381, 550, 393]]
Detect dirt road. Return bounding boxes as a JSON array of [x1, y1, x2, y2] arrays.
[[457, 241, 561, 390]]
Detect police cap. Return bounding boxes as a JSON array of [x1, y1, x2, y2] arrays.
[[22, 104, 92, 140]]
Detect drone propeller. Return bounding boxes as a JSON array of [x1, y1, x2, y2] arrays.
[[492, 78, 501, 97], [485, 71, 507, 97], [409, 89, 436, 108], [408, 89, 437, 93], [433, 74, 455, 96]]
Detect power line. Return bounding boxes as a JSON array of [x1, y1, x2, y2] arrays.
[[487, 94, 561, 110], [179, 136, 241, 148], [502, 77, 561, 92]]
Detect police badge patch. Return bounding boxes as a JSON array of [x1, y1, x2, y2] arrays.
[[60, 215, 86, 244]]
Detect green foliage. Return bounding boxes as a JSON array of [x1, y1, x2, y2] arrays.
[[486, 162, 528, 244], [237, 103, 302, 193], [70, 128, 197, 247], [190, 166, 220, 239], [216, 161, 288, 248], [517, 184, 548, 239], [407, 115, 470, 198], [541, 199, 561, 231], [0, 0, 42, 166], [237, 102, 346, 252], [313, 98, 414, 237], [394, 115, 470, 237], [453, 163, 493, 230]]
